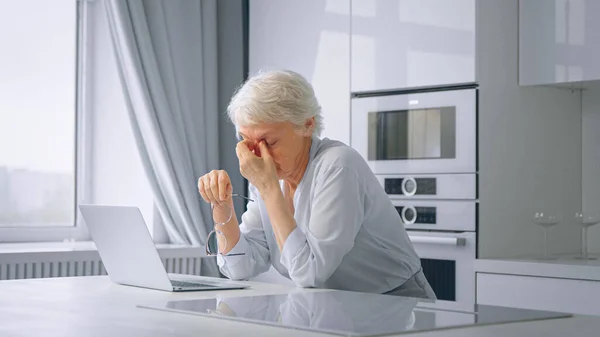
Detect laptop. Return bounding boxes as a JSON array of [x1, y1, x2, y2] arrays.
[[79, 204, 249, 292]]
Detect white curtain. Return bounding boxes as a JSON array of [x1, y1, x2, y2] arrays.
[[104, 0, 219, 276]]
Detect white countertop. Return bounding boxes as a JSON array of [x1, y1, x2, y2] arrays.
[[475, 255, 600, 281], [1, 275, 599, 337]]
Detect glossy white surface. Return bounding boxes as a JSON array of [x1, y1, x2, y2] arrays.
[[582, 84, 600, 254], [477, 0, 582, 259], [351, 0, 476, 92], [351, 88, 476, 174], [1, 276, 599, 337], [519, 0, 600, 85], [475, 257, 600, 281], [477, 272, 600, 316], [142, 290, 572, 336], [249, 0, 351, 145]]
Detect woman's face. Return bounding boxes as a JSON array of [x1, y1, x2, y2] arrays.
[[238, 121, 313, 180]]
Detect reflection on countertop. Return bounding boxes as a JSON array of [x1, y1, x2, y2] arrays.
[[140, 289, 570, 337]]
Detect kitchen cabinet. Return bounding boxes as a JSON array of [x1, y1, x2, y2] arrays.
[[519, 0, 600, 86], [351, 0, 476, 92], [249, 0, 351, 145], [477, 272, 600, 316]]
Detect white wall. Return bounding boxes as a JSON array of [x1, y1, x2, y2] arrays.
[[88, 2, 155, 233], [582, 82, 600, 254], [477, 0, 582, 258]]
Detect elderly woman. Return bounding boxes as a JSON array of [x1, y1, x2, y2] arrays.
[[198, 70, 435, 299]]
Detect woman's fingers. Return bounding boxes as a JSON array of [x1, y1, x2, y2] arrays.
[[199, 170, 233, 204], [235, 142, 250, 160], [208, 171, 221, 205], [236, 140, 260, 160], [227, 183, 233, 197], [218, 170, 230, 201], [198, 177, 209, 203], [257, 140, 271, 159], [201, 176, 217, 204], [204, 176, 217, 204]]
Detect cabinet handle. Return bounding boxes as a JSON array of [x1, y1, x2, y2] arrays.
[[408, 235, 466, 246]]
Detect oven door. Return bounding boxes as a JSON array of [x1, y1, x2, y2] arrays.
[[408, 231, 476, 312], [351, 88, 476, 175]]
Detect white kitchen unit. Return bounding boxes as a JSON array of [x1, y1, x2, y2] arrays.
[[476, 258, 600, 316], [582, 83, 600, 254], [519, 0, 600, 86], [351, 0, 476, 92], [249, 0, 351, 145], [476, 0, 583, 259]]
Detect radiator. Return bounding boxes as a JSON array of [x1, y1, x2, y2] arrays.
[[0, 243, 204, 281]]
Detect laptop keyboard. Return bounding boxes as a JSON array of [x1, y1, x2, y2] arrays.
[[171, 280, 217, 288]]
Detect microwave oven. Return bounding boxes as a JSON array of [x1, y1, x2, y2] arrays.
[[351, 86, 477, 175]]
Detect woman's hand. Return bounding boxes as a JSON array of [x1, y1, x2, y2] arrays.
[[198, 170, 233, 205], [236, 140, 279, 195]]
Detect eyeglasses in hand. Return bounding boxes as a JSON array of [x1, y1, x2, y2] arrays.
[[205, 194, 254, 256]]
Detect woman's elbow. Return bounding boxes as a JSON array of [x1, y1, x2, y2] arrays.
[[292, 278, 316, 288], [285, 255, 331, 288], [219, 266, 252, 281], [289, 271, 323, 288]]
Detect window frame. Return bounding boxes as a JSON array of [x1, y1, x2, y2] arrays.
[[0, 0, 92, 243]]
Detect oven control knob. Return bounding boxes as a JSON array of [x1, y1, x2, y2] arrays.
[[402, 177, 417, 196], [401, 206, 417, 225]]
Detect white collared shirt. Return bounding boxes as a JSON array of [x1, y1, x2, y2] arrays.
[[217, 136, 422, 293]]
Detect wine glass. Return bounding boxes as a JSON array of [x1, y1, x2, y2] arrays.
[[533, 212, 562, 259], [574, 212, 600, 260]]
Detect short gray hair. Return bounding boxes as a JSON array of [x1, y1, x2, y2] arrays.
[[226, 69, 323, 137]]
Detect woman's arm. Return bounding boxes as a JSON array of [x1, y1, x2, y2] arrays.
[[273, 167, 364, 288], [260, 184, 297, 251], [198, 170, 271, 280], [216, 186, 272, 280], [235, 140, 298, 251], [236, 140, 365, 287]]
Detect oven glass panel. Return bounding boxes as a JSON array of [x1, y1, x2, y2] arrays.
[[420, 258, 456, 301], [415, 178, 436, 194], [385, 178, 404, 194], [368, 107, 456, 160], [415, 207, 436, 224]]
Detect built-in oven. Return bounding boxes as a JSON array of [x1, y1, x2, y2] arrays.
[[393, 195, 477, 311], [351, 85, 478, 312], [351, 87, 476, 175], [408, 231, 476, 312]]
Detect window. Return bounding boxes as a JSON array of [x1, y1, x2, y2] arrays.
[[0, 0, 89, 241]]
